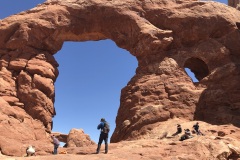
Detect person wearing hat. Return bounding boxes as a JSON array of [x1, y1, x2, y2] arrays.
[[96, 118, 110, 154]]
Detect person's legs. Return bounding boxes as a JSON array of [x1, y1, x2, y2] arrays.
[[96, 134, 104, 154], [196, 129, 200, 135], [180, 134, 187, 141], [53, 144, 59, 154], [104, 136, 108, 154]]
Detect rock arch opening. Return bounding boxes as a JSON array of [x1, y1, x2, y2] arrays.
[[52, 40, 137, 143], [184, 57, 209, 81]]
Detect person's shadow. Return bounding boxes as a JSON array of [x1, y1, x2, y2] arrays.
[[172, 132, 181, 136]]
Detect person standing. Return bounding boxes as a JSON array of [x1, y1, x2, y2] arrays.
[[51, 135, 60, 155], [96, 118, 110, 154]]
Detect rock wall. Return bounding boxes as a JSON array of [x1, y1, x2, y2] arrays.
[[0, 97, 52, 156], [0, 0, 240, 155], [228, 0, 240, 8]]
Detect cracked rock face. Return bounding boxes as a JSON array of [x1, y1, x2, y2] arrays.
[[0, 0, 240, 156]]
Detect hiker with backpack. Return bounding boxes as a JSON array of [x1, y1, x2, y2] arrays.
[[96, 118, 110, 154]]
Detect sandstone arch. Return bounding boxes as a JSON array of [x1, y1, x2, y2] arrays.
[[1, 0, 240, 156]]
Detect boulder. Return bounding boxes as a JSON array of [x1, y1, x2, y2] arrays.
[[67, 129, 95, 147]]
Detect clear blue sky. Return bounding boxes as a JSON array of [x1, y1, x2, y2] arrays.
[[0, 0, 227, 144]]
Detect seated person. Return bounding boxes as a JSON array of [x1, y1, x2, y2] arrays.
[[172, 124, 182, 136], [179, 129, 193, 141], [26, 145, 36, 156], [193, 122, 200, 135], [192, 122, 204, 135], [177, 124, 182, 134]]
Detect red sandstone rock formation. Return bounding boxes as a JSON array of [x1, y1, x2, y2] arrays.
[[0, 0, 240, 157], [51, 132, 68, 144], [228, 0, 240, 8], [0, 97, 52, 156], [2, 120, 240, 159], [51, 129, 95, 147], [66, 129, 95, 147]]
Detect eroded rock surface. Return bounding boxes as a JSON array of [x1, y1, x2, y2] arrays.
[[51, 129, 95, 147], [66, 129, 95, 147], [0, 0, 240, 157], [51, 132, 68, 144], [2, 120, 240, 160], [229, 0, 240, 8], [0, 97, 52, 156]]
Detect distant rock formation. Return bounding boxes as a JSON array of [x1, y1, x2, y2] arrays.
[[0, 0, 240, 156], [51, 132, 68, 144], [66, 129, 95, 147], [52, 130, 95, 147]]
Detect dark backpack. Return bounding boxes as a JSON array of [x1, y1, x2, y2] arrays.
[[103, 122, 110, 133]]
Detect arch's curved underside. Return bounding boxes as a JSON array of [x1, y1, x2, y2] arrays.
[[0, 0, 240, 156]]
